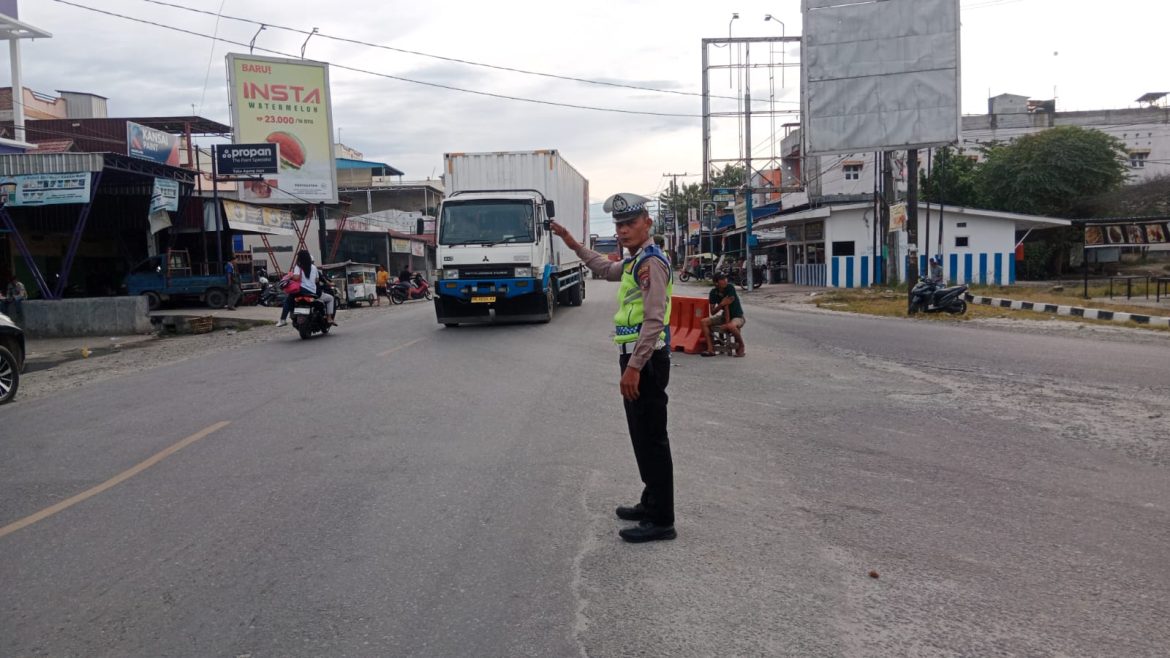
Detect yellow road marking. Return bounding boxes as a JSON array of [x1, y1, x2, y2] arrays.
[[378, 337, 426, 358], [0, 420, 231, 540]]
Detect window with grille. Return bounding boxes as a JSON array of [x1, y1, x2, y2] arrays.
[[1130, 151, 1150, 168], [843, 163, 862, 181]]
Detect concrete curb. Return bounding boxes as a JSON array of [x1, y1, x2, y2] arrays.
[[964, 293, 1170, 328]]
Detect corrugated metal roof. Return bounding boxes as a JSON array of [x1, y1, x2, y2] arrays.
[[0, 152, 104, 175]]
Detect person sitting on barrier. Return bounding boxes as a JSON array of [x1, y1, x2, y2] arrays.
[[700, 271, 745, 358]]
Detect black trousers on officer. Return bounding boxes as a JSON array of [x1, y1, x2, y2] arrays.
[[619, 347, 674, 526]]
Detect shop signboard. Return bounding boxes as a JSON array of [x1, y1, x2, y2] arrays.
[[0, 172, 92, 206], [688, 207, 700, 235], [215, 143, 280, 176], [127, 121, 181, 166], [734, 202, 748, 230], [227, 53, 337, 204], [150, 178, 180, 213], [392, 238, 411, 254], [1084, 221, 1168, 248], [711, 187, 736, 203], [410, 240, 425, 257]]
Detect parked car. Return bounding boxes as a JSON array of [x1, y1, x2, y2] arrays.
[[0, 311, 25, 404]]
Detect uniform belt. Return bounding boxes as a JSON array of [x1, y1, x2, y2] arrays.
[[619, 339, 667, 354]]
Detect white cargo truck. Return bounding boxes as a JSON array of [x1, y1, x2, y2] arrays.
[[434, 150, 589, 325]]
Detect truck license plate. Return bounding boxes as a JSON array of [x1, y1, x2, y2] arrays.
[[471, 296, 496, 304], [293, 307, 311, 315]]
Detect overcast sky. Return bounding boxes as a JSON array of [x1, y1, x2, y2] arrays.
[[9, 0, 1166, 233]]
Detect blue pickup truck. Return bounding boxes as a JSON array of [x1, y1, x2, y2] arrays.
[[124, 250, 235, 310]]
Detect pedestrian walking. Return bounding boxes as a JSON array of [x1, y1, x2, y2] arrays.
[[549, 192, 677, 543], [224, 255, 242, 310]]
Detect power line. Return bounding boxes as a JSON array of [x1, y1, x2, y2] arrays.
[[135, 0, 794, 106], [51, 0, 701, 119]]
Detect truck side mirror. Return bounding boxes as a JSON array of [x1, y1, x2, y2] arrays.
[[544, 200, 556, 218]]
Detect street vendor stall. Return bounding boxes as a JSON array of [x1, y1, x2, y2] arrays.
[[322, 260, 378, 307]]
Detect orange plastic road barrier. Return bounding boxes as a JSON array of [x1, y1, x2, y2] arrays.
[[669, 295, 710, 354]]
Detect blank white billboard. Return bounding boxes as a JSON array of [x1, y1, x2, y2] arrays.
[[802, 0, 960, 155]]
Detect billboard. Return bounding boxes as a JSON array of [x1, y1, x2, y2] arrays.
[[802, 0, 960, 155], [1084, 221, 1168, 248], [128, 121, 181, 166], [215, 143, 279, 176], [227, 53, 337, 204], [0, 172, 92, 206]]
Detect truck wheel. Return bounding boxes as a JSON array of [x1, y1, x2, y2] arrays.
[[567, 281, 583, 307], [143, 291, 162, 311], [205, 288, 227, 309], [0, 345, 20, 405], [541, 288, 556, 323]]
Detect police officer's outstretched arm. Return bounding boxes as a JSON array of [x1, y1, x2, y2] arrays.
[[550, 221, 623, 281]]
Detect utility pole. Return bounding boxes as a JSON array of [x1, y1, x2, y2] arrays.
[[906, 148, 919, 282], [743, 41, 754, 291], [882, 151, 897, 286], [663, 172, 689, 262]]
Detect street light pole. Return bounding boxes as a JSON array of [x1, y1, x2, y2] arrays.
[[728, 13, 739, 87]]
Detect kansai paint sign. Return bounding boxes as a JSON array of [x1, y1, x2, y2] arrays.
[[127, 121, 181, 166], [227, 53, 337, 204]]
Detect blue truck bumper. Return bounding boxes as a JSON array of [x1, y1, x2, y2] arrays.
[[434, 278, 549, 323]]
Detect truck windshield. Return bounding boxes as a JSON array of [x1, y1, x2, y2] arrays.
[[440, 200, 535, 245]]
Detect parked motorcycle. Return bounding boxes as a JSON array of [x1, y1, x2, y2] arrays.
[[289, 279, 341, 339], [256, 276, 286, 307], [908, 278, 969, 315], [732, 265, 765, 291], [390, 273, 432, 304]]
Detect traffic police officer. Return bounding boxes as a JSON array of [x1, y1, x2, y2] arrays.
[[549, 193, 676, 543]]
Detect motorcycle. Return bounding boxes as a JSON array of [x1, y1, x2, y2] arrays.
[[289, 279, 341, 339], [256, 276, 286, 307], [908, 278, 969, 315], [389, 273, 432, 304], [732, 265, 765, 291]]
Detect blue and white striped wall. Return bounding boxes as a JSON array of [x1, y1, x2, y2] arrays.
[[823, 253, 1016, 288], [827, 256, 879, 288], [918, 253, 1016, 286]]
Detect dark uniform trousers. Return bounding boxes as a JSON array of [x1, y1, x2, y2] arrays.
[[619, 346, 674, 526]]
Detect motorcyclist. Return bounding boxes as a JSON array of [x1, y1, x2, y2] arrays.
[[398, 266, 412, 284], [276, 250, 335, 327], [928, 256, 945, 286]]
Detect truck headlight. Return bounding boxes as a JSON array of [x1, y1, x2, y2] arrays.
[[514, 267, 532, 278], [443, 268, 461, 280]]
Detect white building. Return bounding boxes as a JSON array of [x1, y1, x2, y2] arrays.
[[752, 202, 1069, 288]]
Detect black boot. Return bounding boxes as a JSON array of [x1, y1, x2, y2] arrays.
[[619, 520, 677, 543], [615, 504, 647, 521]]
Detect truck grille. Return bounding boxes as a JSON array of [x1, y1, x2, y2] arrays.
[[457, 266, 518, 279]]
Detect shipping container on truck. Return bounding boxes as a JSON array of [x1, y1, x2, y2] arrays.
[[434, 150, 589, 325]]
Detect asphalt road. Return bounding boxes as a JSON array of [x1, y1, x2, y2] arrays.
[[2, 282, 1168, 657]]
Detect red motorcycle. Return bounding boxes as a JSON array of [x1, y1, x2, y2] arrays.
[[390, 273, 432, 304]]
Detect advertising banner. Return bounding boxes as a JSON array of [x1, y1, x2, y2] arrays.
[[734, 202, 748, 230], [410, 240, 425, 257], [0, 172, 92, 206], [215, 143, 280, 176], [127, 121, 181, 166], [214, 199, 297, 235], [227, 53, 337, 204], [391, 238, 411, 254], [688, 207, 700, 235], [889, 203, 907, 232], [1084, 221, 1168, 247], [150, 178, 180, 213]]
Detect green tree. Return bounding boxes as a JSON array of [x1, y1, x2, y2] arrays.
[[709, 164, 745, 190], [976, 125, 1129, 217], [920, 146, 980, 207]]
